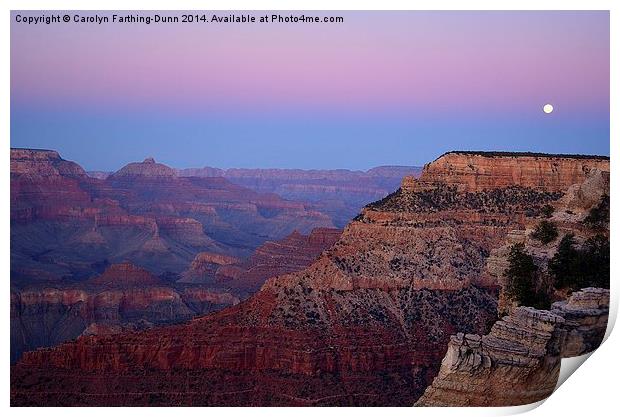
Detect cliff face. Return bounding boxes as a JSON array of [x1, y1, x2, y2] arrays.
[[11, 229, 338, 364], [179, 228, 341, 294], [415, 288, 609, 407], [10, 151, 610, 406], [10, 262, 240, 363], [211, 228, 342, 294], [483, 167, 610, 315], [11, 148, 86, 178], [402, 152, 609, 193]]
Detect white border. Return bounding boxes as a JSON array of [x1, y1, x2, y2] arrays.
[[2, 1, 616, 416]]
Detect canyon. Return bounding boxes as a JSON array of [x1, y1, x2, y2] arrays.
[[11, 151, 610, 406], [90, 165, 422, 228], [177, 165, 421, 228], [11, 148, 336, 284], [11, 229, 340, 363]]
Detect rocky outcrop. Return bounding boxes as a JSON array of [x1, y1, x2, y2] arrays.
[[415, 288, 609, 407], [482, 166, 610, 315], [179, 252, 240, 284], [108, 157, 177, 179], [551, 288, 609, 357], [89, 263, 163, 286], [211, 228, 342, 293], [403, 152, 609, 193], [11, 148, 86, 178]]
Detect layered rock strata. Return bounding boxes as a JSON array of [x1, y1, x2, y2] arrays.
[[209, 228, 342, 293], [11, 263, 240, 363], [11, 228, 339, 363], [415, 288, 609, 406], [179, 165, 422, 228], [11, 149, 333, 283], [402, 151, 609, 193]]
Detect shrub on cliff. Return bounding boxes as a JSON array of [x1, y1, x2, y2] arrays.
[[549, 233, 610, 290], [584, 194, 609, 229], [540, 204, 555, 218], [530, 220, 558, 244], [504, 243, 550, 309]]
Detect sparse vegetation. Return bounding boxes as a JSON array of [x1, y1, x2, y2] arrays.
[[530, 220, 558, 244], [504, 243, 550, 309], [365, 184, 563, 216], [549, 233, 610, 290]]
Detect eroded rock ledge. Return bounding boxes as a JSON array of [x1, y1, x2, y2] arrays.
[[415, 287, 609, 407]]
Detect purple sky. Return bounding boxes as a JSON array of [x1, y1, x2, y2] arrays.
[[11, 11, 609, 171]]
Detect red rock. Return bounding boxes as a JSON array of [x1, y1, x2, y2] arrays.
[[212, 228, 341, 292], [10, 262, 241, 363], [89, 263, 163, 286], [403, 151, 609, 193]]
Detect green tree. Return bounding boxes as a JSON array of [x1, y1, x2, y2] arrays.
[[531, 220, 558, 244], [549, 233, 609, 290], [504, 243, 548, 308], [548, 233, 579, 288]]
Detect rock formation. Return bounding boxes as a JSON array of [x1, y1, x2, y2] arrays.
[[209, 228, 342, 294], [482, 167, 610, 315], [415, 288, 609, 407], [11, 229, 339, 363], [10, 262, 240, 363], [108, 157, 178, 179], [179, 165, 422, 227], [551, 287, 609, 357], [11, 149, 334, 284], [402, 151, 609, 193], [89, 262, 163, 286], [178, 252, 240, 284]]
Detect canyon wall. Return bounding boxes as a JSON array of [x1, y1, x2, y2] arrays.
[[402, 151, 609, 193], [10, 263, 239, 363]]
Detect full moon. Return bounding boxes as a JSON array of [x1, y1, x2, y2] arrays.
[[543, 103, 554, 114]]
